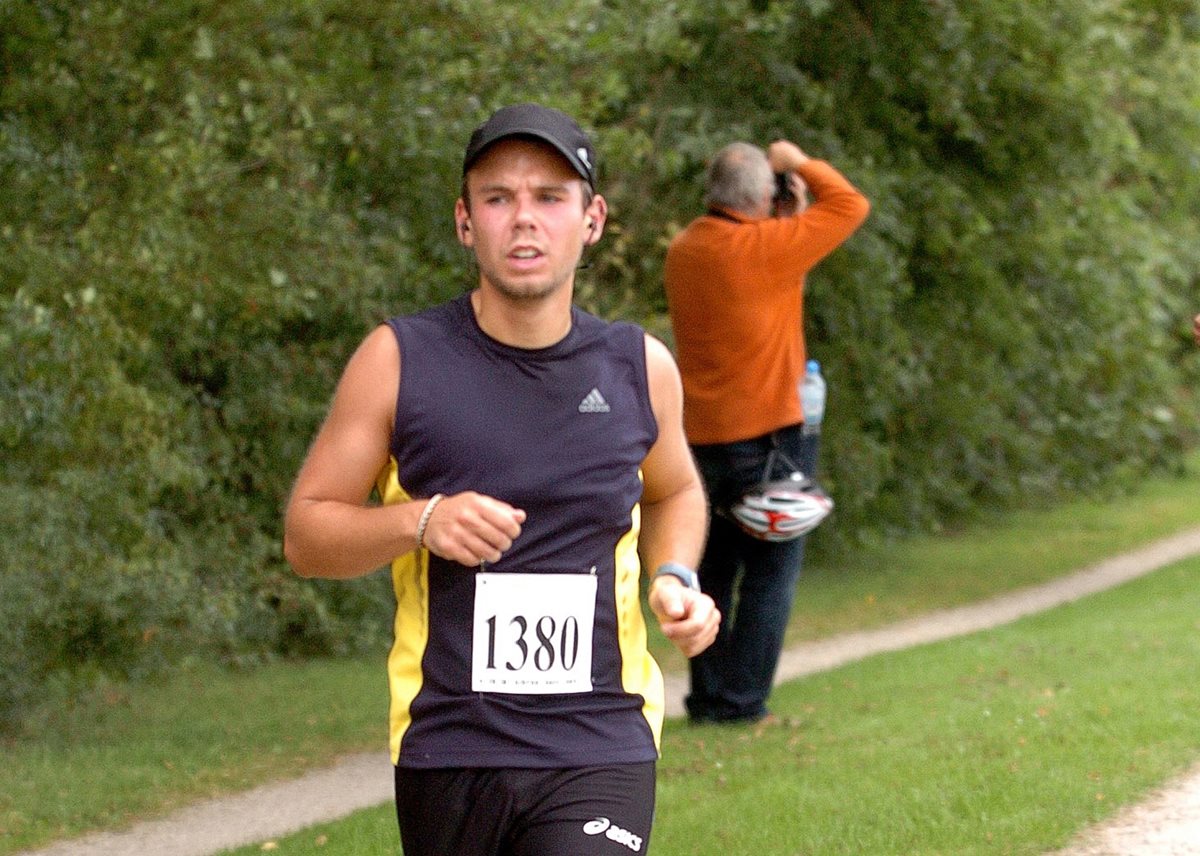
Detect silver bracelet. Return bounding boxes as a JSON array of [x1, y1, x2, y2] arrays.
[[415, 493, 445, 549]]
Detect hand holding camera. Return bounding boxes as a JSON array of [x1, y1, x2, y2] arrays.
[[768, 140, 811, 217], [773, 171, 809, 216]]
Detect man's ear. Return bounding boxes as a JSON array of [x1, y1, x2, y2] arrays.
[[454, 198, 473, 247], [583, 194, 608, 247]]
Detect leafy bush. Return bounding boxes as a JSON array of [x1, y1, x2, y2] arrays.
[[1, 0, 1198, 730]]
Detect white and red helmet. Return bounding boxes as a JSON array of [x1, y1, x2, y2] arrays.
[[728, 469, 833, 542]]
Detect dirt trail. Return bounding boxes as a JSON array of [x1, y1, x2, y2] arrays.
[[15, 527, 1200, 856], [1048, 759, 1200, 856]]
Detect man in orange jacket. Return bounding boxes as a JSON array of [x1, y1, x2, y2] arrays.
[[664, 139, 869, 723]]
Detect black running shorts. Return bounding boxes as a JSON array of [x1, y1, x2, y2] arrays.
[[394, 762, 656, 856]]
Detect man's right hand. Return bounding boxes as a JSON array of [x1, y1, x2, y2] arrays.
[[421, 491, 526, 566]]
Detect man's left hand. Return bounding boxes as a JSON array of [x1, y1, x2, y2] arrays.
[[648, 578, 720, 658]]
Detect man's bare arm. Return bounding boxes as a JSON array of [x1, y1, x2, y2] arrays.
[[284, 326, 428, 578], [283, 325, 524, 578], [639, 334, 719, 657]]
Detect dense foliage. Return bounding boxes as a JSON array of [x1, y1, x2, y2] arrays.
[[3, 0, 1199, 729]]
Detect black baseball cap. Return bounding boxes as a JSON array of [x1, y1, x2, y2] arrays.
[[462, 104, 596, 190]]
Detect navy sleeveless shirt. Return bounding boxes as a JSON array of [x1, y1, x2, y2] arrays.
[[375, 293, 666, 768]]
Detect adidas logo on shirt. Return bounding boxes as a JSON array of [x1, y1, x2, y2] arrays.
[[578, 388, 611, 413]]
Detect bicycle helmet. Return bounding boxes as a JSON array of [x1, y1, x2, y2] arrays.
[[729, 472, 833, 541], [726, 448, 833, 542]]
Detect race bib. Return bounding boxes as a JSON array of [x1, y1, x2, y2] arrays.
[[471, 572, 597, 694]]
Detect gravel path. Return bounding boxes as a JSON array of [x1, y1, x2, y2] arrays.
[[1048, 759, 1200, 856], [16, 527, 1200, 856]]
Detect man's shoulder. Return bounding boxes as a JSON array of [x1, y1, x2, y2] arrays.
[[667, 211, 785, 258], [668, 213, 735, 251], [386, 293, 467, 330], [571, 305, 645, 346]]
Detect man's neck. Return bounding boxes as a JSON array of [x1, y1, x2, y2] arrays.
[[470, 287, 574, 349]]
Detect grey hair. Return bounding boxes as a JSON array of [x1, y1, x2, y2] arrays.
[[703, 142, 773, 213]]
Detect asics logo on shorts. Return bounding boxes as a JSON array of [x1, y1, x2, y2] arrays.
[[582, 817, 643, 852]]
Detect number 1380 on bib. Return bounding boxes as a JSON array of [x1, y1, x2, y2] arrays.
[[471, 572, 598, 695]]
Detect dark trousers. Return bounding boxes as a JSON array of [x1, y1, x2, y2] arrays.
[[686, 424, 819, 723]]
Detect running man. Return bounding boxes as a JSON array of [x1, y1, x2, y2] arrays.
[[284, 103, 719, 855]]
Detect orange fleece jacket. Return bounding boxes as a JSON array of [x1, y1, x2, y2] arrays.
[[664, 159, 869, 445]]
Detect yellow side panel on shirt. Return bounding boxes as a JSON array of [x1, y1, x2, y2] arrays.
[[616, 491, 666, 752], [376, 456, 428, 766]]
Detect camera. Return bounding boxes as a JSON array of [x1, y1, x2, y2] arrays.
[[773, 172, 795, 206]]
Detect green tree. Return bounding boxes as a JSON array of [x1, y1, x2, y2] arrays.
[[2, 0, 1197, 730]]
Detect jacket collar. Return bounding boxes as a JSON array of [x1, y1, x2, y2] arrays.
[[706, 205, 752, 224]]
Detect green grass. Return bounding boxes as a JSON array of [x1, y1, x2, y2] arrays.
[[656, 560, 1200, 854], [2, 453, 1199, 854], [217, 557, 1200, 855], [0, 660, 387, 854]]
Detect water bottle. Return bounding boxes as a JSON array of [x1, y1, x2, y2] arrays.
[[800, 359, 825, 437]]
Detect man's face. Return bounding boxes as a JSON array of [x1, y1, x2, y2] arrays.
[[456, 139, 604, 302]]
